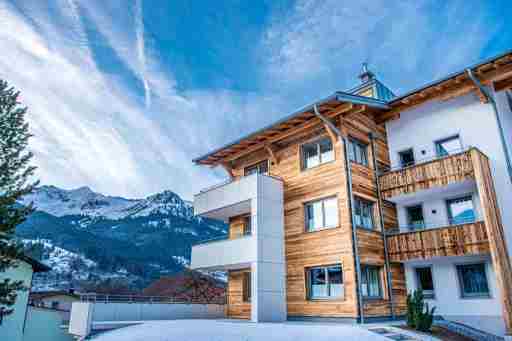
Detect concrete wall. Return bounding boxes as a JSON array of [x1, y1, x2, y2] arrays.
[[404, 255, 504, 336], [23, 307, 74, 341], [386, 92, 512, 259], [191, 235, 257, 270], [0, 261, 33, 341]]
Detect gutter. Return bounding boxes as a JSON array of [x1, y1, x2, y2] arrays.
[[466, 69, 512, 186], [313, 105, 366, 324]]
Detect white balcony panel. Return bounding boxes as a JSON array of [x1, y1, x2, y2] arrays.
[[191, 235, 256, 271]]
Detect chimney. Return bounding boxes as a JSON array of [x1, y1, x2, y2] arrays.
[[359, 62, 375, 83]]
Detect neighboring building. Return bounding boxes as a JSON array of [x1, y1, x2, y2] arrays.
[[190, 50, 512, 339], [0, 256, 50, 341], [29, 290, 79, 313]]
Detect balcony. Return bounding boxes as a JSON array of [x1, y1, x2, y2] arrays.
[[190, 235, 257, 271], [379, 149, 476, 203], [386, 221, 490, 262]]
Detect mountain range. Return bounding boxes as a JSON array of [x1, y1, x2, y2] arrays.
[[17, 185, 227, 291]]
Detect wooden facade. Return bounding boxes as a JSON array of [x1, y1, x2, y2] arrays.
[[386, 221, 490, 262], [226, 269, 251, 319]]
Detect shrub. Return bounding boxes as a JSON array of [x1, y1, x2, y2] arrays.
[[406, 289, 436, 332]]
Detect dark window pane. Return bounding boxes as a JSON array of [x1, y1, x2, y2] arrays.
[[354, 198, 374, 230], [243, 272, 251, 302], [327, 266, 343, 297], [308, 265, 344, 299], [310, 267, 328, 297], [407, 205, 424, 230], [349, 139, 368, 166], [361, 266, 381, 298], [303, 142, 319, 169], [319, 138, 334, 163], [458, 264, 489, 297], [399, 149, 415, 167], [447, 196, 475, 225], [416, 267, 434, 298], [243, 216, 252, 235], [244, 160, 268, 176]]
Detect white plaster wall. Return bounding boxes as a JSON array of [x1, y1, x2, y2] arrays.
[[404, 255, 504, 336], [0, 261, 33, 341], [386, 92, 512, 259]]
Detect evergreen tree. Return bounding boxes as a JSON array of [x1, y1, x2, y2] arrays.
[[0, 79, 38, 315]]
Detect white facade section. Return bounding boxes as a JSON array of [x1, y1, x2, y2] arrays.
[[404, 255, 504, 336], [193, 174, 286, 322], [386, 92, 512, 257]]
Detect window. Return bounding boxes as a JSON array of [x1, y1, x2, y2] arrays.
[[457, 263, 490, 298], [243, 215, 252, 236], [361, 265, 381, 298], [348, 138, 368, 166], [435, 135, 462, 157], [406, 205, 425, 230], [447, 196, 475, 225], [51, 301, 59, 309], [302, 137, 334, 169], [307, 265, 344, 299], [399, 148, 415, 168], [305, 197, 338, 232], [243, 272, 251, 302], [244, 160, 269, 176], [415, 267, 435, 299], [353, 198, 374, 230]]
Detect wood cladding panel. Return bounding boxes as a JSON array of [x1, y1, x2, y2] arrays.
[[229, 215, 247, 239], [386, 221, 490, 262], [227, 269, 251, 319], [471, 149, 512, 334], [379, 151, 475, 200]]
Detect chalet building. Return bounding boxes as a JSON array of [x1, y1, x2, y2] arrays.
[[190, 50, 512, 339]]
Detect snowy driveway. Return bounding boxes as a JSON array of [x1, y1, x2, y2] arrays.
[[91, 319, 426, 341]]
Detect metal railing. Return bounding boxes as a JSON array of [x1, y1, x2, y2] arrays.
[[386, 217, 481, 235], [79, 294, 226, 305], [379, 146, 472, 175]]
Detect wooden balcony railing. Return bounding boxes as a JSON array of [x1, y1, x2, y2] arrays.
[[386, 221, 490, 262], [379, 149, 475, 200]]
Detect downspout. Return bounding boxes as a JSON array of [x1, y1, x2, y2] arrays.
[[313, 105, 365, 324], [369, 132, 395, 320], [466, 69, 512, 185]]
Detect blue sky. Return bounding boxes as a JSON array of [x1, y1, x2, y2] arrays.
[[1, 0, 511, 199]]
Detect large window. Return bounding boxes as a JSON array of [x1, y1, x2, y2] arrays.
[[307, 265, 344, 299], [456, 263, 490, 298], [302, 137, 334, 169], [399, 148, 415, 168], [435, 135, 462, 157], [354, 197, 374, 230], [244, 160, 268, 176], [305, 197, 338, 232], [415, 267, 435, 299], [447, 196, 476, 225], [348, 138, 368, 166], [406, 205, 425, 230], [361, 265, 381, 299], [243, 272, 251, 302]]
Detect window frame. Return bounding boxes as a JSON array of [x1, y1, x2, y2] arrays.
[[301, 137, 335, 170], [434, 135, 462, 157], [414, 266, 435, 299], [306, 264, 344, 300], [446, 195, 476, 226], [242, 215, 252, 236], [243, 272, 251, 302], [353, 197, 375, 231], [360, 265, 382, 299], [304, 196, 339, 232], [456, 263, 491, 299], [398, 148, 415, 168], [348, 137, 369, 167], [244, 159, 269, 176], [406, 204, 425, 230]]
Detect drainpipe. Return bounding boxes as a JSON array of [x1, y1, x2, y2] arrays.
[[369, 132, 395, 320], [313, 105, 365, 324], [466, 69, 512, 186]]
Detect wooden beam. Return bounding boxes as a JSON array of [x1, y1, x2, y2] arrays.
[[323, 121, 338, 145], [264, 144, 279, 165], [494, 76, 512, 92], [220, 162, 235, 179]]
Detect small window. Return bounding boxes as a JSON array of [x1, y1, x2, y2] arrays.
[[435, 135, 462, 157], [399, 148, 415, 168], [447, 196, 475, 225], [243, 272, 251, 302], [302, 137, 334, 169], [243, 215, 252, 236], [415, 267, 435, 299], [348, 138, 369, 166], [457, 263, 490, 298], [354, 197, 374, 230], [51, 301, 59, 309], [305, 197, 338, 232], [244, 160, 268, 176], [307, 265, 344, 299], [406, 205, 425, 230], [361, 265, 381, 299]]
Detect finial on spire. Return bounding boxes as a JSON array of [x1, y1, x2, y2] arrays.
[[359, 62, 375, 83]]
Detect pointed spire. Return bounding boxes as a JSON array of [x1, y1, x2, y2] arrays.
[[359, 62, 375, 83]]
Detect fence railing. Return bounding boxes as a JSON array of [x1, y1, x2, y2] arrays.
[[79, 294, 226, 305], [385, 217, 479, 235]]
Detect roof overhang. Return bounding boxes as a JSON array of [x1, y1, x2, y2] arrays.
[[193, 92, 389, 166]]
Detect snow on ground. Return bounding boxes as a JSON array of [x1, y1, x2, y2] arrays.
[[91, 320, 394, 341]]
